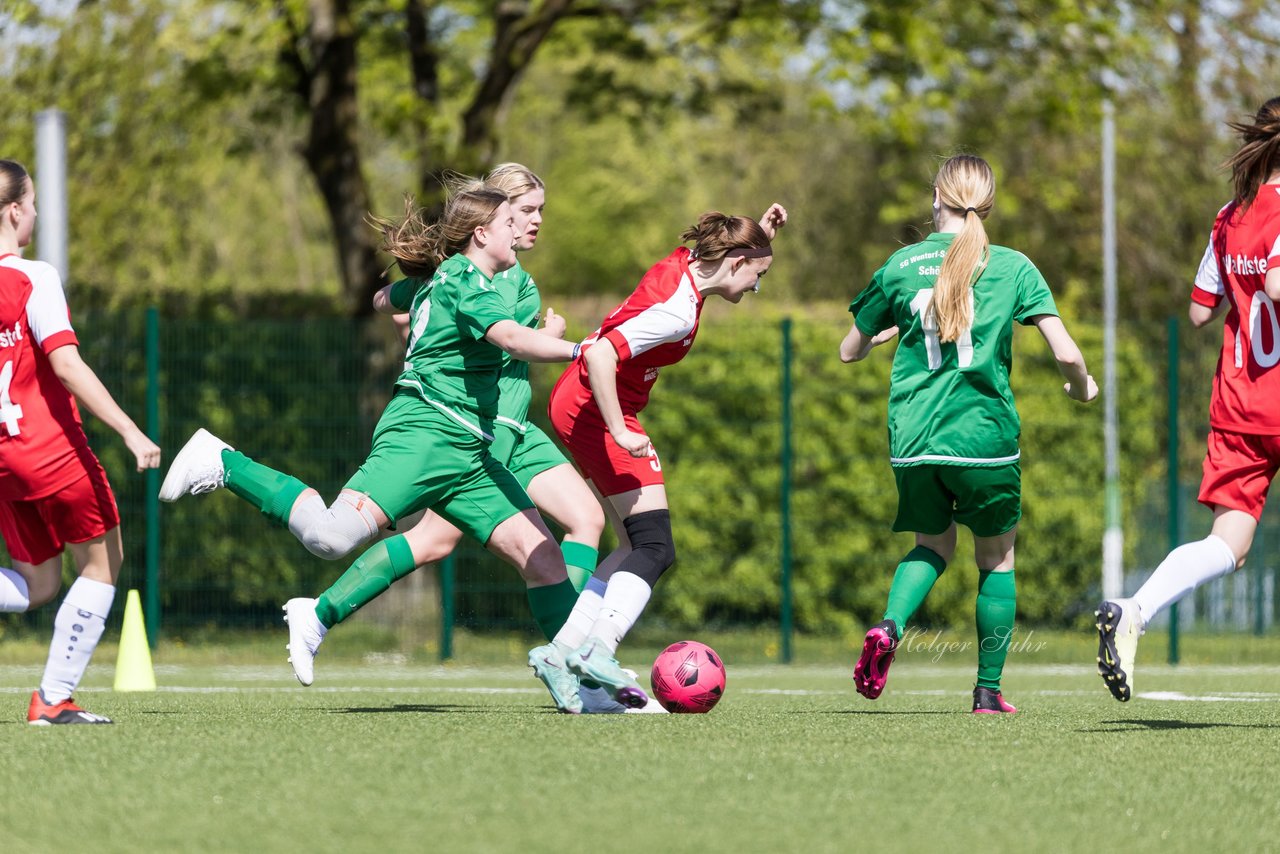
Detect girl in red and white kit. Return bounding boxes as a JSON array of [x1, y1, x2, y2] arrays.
[[0, 159, 161, 724], [1097, 97, 1280, 701], [527, 204, 786, 710]]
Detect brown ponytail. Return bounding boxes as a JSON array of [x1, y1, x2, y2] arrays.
[[932, 155, 995, 343], [680, 211, 770, 262], [1225, 97, 1280, 209]]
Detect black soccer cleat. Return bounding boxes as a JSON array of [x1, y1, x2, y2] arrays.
[[972, 685, 1018, 714], [1095, 598, 1142, 702]]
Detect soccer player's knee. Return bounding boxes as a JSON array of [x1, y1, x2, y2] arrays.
[[622, 509, 676, 585], [301, 502, 379, 561]]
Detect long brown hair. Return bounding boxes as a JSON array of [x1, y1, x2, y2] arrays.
[[679, 212, 770, 262], [370, 175, 508, 278], [932, 155, 995, 343], [1225, 97, 1280, 209]]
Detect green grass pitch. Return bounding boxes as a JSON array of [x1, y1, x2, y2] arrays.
[[2, 634, 1277, 853]]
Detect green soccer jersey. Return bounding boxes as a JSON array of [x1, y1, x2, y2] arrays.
[[849, 232, 1059, 466], [389, 253, 513, 435], [493, 260, 542, 430]]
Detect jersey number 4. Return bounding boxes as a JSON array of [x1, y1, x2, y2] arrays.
[[0, 360, 25, 436], [910, 288, 973, 370]]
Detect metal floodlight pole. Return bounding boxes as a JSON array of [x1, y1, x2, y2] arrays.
[[1102, 99, 1124, 600], [35, 109, 69, 283]]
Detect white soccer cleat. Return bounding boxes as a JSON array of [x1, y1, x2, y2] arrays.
[[1096, 597, 1144, 702], [581, 668, 670, 714], [284, 598, 327, 686], [159, 428, 233, 502]]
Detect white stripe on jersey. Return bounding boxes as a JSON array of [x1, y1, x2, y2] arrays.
[[395, 376, 496, 443], [610, 272, 699, 358], [0, 256, 74, 347], [495, 415, 528, 433], [889, 451, 1021, 466], [1193, 234, 1224, 299]]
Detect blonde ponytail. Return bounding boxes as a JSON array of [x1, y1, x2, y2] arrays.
[[932, 155, 995, 343]]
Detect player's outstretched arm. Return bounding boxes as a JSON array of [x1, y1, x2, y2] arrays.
[[758, 204, 788, 240], [47, 345, 162, 470], [839, 322, 898, 363], [485, 319, 576, 363], [1031, 315, 1097, 403]]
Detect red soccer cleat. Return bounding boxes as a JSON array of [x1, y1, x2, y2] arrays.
[[971, 685, 1018, 714], [27, 690, 113, 726]]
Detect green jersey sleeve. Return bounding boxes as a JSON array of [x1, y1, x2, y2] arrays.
[[388, 277, 423, 312], [1012, 258, 1059, 325], [456, 277, 514, 341], [849, 264, 894, 336]]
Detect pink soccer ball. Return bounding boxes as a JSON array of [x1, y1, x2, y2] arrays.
[[650, 640, 727, 713]]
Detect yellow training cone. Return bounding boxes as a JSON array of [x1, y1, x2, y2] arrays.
[[114, 589, 156, 692]]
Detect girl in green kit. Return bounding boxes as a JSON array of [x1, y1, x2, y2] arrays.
[[840, 154, 1097, 713], [161, 184, 587, 711]]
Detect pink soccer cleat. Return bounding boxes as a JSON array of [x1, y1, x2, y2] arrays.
[[853, 620, 899, 700], [971, 685, 1018, 714]]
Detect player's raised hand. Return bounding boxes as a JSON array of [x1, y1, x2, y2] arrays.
[[611, 428, 653, 459], [541, 307, 567, 339], [758, 203, 788, 240], [126, 431, 162, 471], [1064, 375, 1099, 403]]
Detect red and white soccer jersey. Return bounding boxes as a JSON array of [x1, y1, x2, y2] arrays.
[[1191, 186, 1280, 516], [549, 247, 704, 493], [0, 254, 94, 501], [1191, 186, 1280, 434]]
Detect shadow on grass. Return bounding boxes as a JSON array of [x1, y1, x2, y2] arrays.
[[333, 704, 538, 715], [813, 709, 955, 716], [1079, 719, 1280, 732]]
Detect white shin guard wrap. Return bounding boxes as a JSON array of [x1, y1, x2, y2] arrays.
[[299, 494, 381, 561], [1133, 534, 1237, 623], [0, 567, 30, 612], [40, 577, 116, 704]]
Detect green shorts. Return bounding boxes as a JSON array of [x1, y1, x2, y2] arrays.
[[891, 462, 1021, 538], [344, 392, 534, 544], [491, 421, 570, 491]]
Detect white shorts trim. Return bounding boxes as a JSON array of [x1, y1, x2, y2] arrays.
[[890, 451, 1021, 467]]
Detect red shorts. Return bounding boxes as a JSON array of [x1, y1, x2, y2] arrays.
[[1198, 428, 1280, 520], [549, 396, 665, 496], [0, 458, 120, 564]]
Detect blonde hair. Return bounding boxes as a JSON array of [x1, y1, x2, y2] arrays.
[[485, 163, 544, 201], [679, 211, 770, 262], [371, 175, 508, 278], [0, 160, 29, 208], [932, 154, 995, 343], [1225, 97, 1280, 210]]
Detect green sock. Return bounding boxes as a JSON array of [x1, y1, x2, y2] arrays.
[[314, 535, 416, 628], [882, 546, 947, 639], [560, 541, 598, 593], [222, 450, 309, 528], [975, 569, 1017, 691], [526, 579, 578, 641]]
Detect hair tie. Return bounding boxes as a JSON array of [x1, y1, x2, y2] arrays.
[[964, 207, 978, 215]]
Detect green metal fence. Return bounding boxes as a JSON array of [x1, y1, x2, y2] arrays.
[[2, 307, 1276, 657]]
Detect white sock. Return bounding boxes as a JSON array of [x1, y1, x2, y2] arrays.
[[587, 571, 651, 654], [1132, 535, 1237, 624], [40, 577, 116, 704], [554, 575, 607, 650], [0, 567, 30, 612]]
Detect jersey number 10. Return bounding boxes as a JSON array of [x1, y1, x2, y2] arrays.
[[910, 288, 974, 371]]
